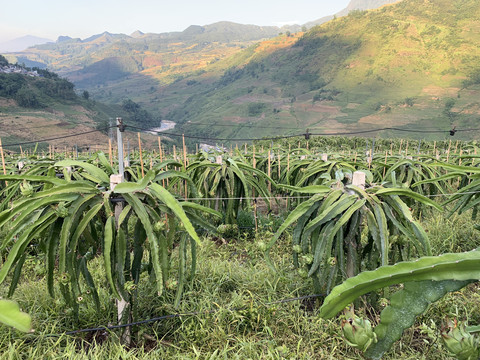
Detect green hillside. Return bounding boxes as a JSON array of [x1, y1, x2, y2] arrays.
[[0, 55, 160, 150], [156, 0, 480, 141]]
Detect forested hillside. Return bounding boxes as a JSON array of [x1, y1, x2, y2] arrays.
[[160, 0, 480, 140], [0, 55, 160, 150]]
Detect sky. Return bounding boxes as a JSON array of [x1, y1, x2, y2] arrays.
[[0, 0, 352, 43]]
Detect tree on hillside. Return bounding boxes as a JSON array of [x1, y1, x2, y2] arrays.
[[122, 98, 140, 112], [0, 55, 8, 67], [15, 87, 42, 108], [121, 98, 156, 127]]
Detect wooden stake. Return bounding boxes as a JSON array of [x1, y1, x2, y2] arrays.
[[137, 133, 144, 177], [158, 137, 162, 161], [433, 141, 436, 155], [267, 150, 271, 192], [399, 139, 403, 155], [383, 150, 388, 178], [405, 141, 409, 156], [158, 137, 165, 187]]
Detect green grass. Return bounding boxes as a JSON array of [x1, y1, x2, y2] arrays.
[[0, 208, 478, 359]]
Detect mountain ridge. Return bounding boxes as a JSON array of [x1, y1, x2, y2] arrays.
[[0, 35, 53, 53]]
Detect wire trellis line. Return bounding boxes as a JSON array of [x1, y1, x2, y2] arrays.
[[127, 124, 479, 143], [0, 127, 115, 148], [172, 191, 480, 202]]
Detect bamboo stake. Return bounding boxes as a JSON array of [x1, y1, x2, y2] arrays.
[[446, 139, 452, 163], [405, 141, 409, 156], [433, 141, 436, 156], [383, 150, 388, 178], [454, 140, 459, 155], [287, 144, 291, 172], [267, 150, 271, 192], [252, 145, 258, 232], [287, 144, 291, 210], [158, 137, 162, 161], [182, 134, 188, 199], [158, 137, 165, 187], [182, 135, 187, 170], [108, 139, 113, 167], [137, 133, 144, 177], [399, 139, 403, 155], [0, 138, 6, 176], [278, 153, 281, 179], [390, 142, 393, 156], [474, 147, 477, 165]]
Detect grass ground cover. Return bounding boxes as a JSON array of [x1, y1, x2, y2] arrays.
[[0, 207, 477, 359]]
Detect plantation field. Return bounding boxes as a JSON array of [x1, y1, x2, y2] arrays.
[[0, 135, 478, 359]]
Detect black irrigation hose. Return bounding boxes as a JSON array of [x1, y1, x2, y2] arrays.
[[36, 293, 325, 337]]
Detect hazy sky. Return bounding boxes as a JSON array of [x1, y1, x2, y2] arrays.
[[0, 0, 351, 42]]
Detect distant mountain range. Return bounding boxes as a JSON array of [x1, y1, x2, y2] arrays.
[[1, 0, 401, 55], [0, 35, 52, 53]]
